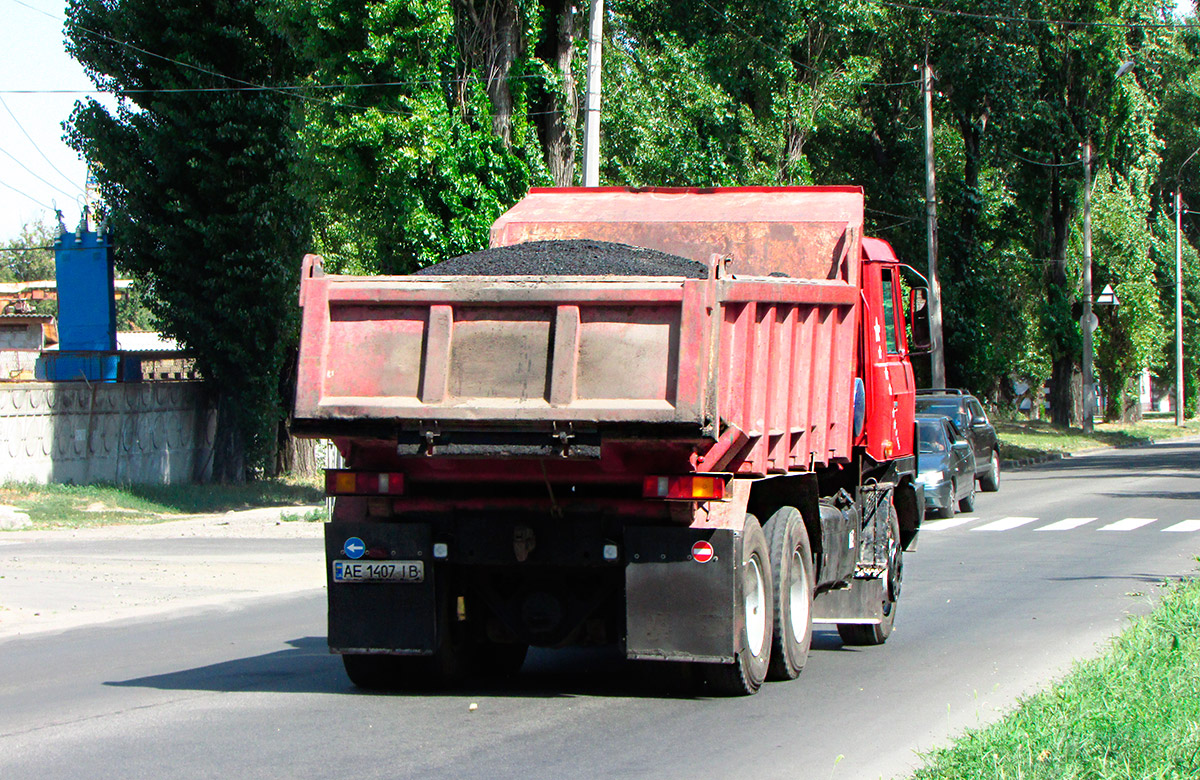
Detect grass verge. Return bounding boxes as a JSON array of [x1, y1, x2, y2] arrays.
[[0, 476, 323, 530], [997, 416, 1200, 461], [909, 576, 1200, 779]]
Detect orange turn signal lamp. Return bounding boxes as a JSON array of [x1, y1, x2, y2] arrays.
[[325, 469, 405, 496], [643, 474, 727, 501]]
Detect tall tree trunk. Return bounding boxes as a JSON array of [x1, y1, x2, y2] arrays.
[[454, 0, 522, 145], [212, 388, 246, 483], [1046, 167, 1078, 427], [533, 0, 578, 186], [956, 115, 981, 261]]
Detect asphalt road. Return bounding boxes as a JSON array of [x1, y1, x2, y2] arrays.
[[2, 439, 1199, 780]]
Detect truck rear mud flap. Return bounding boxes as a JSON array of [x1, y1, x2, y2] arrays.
[[624, 526, 738, 663], [811, 579, 886, 625], [325, 522, 438, 654]]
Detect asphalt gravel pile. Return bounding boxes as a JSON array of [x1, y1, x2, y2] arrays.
[[416, 239, 709, 279]]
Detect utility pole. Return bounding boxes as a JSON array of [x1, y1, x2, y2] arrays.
[[582, 0, 603, 187], [1081, 139, 1095, 433], [1177, 187, 1186, 426], [922, 56, 945, 387]]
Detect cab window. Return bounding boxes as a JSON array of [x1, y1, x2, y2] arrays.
[[880, 268, 899, 353]]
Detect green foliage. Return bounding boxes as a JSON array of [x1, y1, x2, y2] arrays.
[[910, 577, 1200, 779], [0, 218, 57, 283], [1085, 171, 1164, 420], [65, 0, 312, 479], [273, 0, 541, 275]]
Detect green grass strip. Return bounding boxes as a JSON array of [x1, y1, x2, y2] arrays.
[[0, 477, 323, 529], [910, 578, 1200, 779], [997, 418, 1200, 461]]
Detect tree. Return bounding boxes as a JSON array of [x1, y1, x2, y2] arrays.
[[0, 218, 57, 283], [65, 0, 312, 481]]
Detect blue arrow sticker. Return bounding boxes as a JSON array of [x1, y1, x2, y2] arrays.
[[343, 537, 366, 559]]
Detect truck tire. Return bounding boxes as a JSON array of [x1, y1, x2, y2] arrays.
[[979, 451, 1001, 492], [762, 506, 814, 681], [472, 641, 528, 678], [837, 500, 901, 647], [703, 514, 773, 696]]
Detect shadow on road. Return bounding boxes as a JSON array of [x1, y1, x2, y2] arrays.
[[107, 633, 863, 699]]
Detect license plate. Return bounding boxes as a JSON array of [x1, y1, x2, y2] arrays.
[[332, 560, 425, 583]]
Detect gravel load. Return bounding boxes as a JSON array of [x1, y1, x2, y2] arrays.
[[415, 239, 709, 279]]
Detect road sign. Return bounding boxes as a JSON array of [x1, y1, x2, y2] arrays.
[[1096, 284, 1120, 306]]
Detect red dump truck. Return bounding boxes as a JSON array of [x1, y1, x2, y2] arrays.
[[294, 186, 928, 695]]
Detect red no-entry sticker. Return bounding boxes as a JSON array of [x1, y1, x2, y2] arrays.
[[691, 540, 715, 563]]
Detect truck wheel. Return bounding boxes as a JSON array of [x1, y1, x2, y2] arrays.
[[837, 501, 901, 647], [762, 506, 814, 681], [979, 451, 1001, 492], [703, 514, 773, 695], [958, 480, 976, 513], [472, 641, 528, 678]]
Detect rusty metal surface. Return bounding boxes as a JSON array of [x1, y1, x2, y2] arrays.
[[491, 186, 864, 283], [294, 187, 880, 476]]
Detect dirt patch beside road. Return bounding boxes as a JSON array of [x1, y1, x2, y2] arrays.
[[0, 507, 325, 640]]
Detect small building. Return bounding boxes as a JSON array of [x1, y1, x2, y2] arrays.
[[0, 313, 57, 381]]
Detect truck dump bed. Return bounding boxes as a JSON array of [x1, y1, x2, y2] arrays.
[[294, 187, 865, 474]]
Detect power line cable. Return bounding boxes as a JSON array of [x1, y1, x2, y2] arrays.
[[0, 178, 54, 211], [0, 95, 85, 194], [869, 0, 1190, 30], [0, 146, 80, 202], [8, 0, 556, 122]]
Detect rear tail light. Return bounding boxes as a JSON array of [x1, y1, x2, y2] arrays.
[[643, 475, 727, 501], [325, 470, 405, 496]]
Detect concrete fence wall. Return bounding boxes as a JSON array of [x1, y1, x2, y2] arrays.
[[0, 381, 216, 485]]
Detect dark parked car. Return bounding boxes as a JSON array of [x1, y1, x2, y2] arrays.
[[914, 389, 1000, 491], [915, 414, 976, 518]]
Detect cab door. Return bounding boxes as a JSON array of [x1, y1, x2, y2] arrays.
[[860, 241, 915, 462]]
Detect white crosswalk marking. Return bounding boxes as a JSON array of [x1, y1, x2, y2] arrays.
[[1163, 520, 1200, 533], [1099, 517, 1157, 532], [921, 516, 978, 531], [1037, 517, 1097, 531], [972, 516, 1039, 532]]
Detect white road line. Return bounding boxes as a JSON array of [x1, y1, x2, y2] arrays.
[[921, 516, 978, 531], [972, 516, 1040, 532], [1037, 517, 1098, 532], [1099, 517, 1157, 532], [1163, 520, 1200, 533]]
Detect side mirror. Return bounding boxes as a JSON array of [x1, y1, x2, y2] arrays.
[[908, 287, 931, 353]]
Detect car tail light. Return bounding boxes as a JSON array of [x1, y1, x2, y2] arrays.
[[325, 470, 405, 496], [643, 475, 727, 501]]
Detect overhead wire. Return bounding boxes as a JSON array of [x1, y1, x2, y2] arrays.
[[6, 0, 559, 121], [0, 178, 54, 211], [868, 0, 1190, 30], [0, 96, 84, 194], [0, 146, 79, 202]]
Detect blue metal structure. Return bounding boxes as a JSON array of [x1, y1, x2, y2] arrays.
[[36, 226, 120, 382]]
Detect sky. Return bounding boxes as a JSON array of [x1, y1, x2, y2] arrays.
[[0, 0, 1197, 244], [0, 0, 103, 240]]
